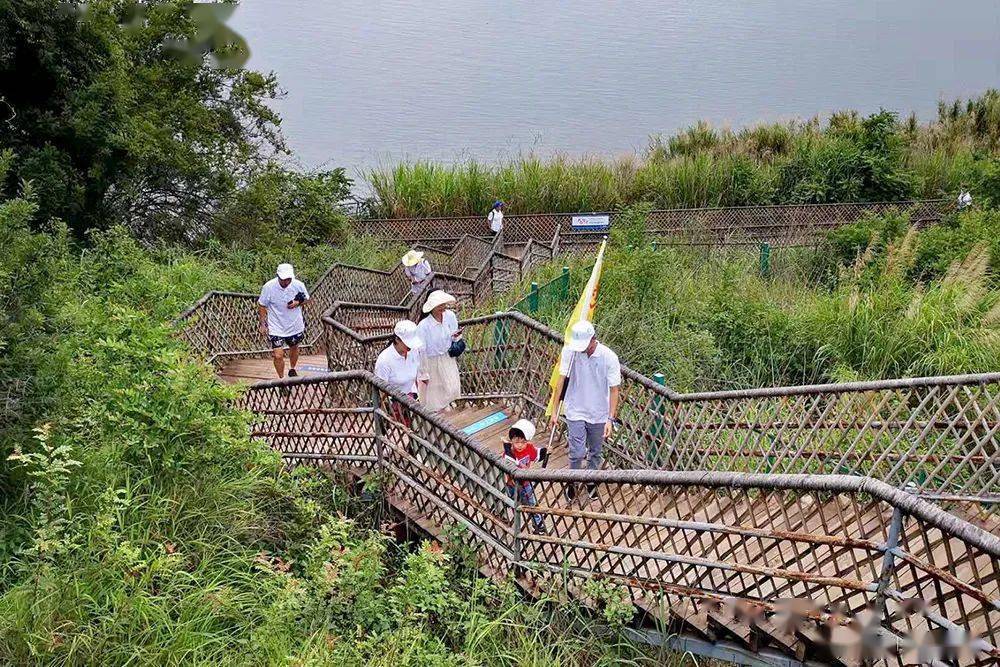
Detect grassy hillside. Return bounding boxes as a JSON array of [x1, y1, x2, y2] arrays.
[[0, 174, 690, 665]]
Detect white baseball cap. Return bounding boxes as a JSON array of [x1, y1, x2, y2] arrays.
[[393, 320, 424, 351], [509, 418, 536, 441], [276, 263, 295, 280], [566, 320, 596, 352]]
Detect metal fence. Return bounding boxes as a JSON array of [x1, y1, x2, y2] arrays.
[[353, 200, 950, 247], [242, 371, 1000, 665]]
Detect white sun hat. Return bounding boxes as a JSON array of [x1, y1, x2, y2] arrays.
[[393, 319, 424, 350], [422, 290, 456, 313], [509, 418, 536, 441], [276, 263, 295, 280], [401, 250, 425, 267], [566, 320, 596, 353]]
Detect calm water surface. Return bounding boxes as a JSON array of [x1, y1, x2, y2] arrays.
[[231, 1, 1000, 174]]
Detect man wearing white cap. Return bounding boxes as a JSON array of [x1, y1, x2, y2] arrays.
[[374, 320, 428, 425], [258, 263, 310, 379], [549, 320, 621, 499], [401, 250, 434, 296]]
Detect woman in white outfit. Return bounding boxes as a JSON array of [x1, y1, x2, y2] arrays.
[[416, 290, 463, 412], [401, 250, 434, 296]]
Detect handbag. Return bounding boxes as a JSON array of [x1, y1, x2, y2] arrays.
[[448, 338, 467, 358]]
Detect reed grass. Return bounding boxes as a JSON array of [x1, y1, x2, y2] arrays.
[[367, 91, 1000, 218]]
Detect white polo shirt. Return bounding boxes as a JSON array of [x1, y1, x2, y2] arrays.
[[258, 278, 309, 337], [374, 344, 422, 395], [488, 209, 504, 233], [417, 310, 459, 357], [559, 343, 622, 424]]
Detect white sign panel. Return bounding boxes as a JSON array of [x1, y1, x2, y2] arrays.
[[571, 214, 610, 230]]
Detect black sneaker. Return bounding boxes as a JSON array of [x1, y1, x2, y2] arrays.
[[288, 368, 298, 377], [564, 484, 576, 503], [532, 523, 547, 536], [587, 483, 599, 502]]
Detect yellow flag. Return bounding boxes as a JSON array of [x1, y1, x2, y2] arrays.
[[544, 239, 607, 417]]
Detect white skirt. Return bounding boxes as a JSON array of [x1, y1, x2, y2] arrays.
[[419, 353, 461, 412]]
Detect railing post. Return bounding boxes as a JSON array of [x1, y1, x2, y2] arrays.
[[759, 242, 772, 278], [512, 489, 522, 573], [493, 317, 508, 370], [528, 282, 539, 313], [875, 507, 904, 616], [560, 266, 569, 301], [649, 373, 667, 465], [370, 384, 385, 473]]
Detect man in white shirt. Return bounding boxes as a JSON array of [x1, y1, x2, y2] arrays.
[[488, 200, 504, 234], [548, 320, 621, 501], [258, 263, 310, 379]]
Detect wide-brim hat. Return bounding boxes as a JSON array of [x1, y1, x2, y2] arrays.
[[566, 320, 595, 352], [393, 319, 424, 350], [401, 250, 425, 267], [422, 290, 456, 313], [509, 418, 536, 441]]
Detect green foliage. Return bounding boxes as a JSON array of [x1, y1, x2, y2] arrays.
[[368, 95, 1000, 218], [213, 166, 354, 246], [0, 171, 665, 663], [486, 206, 1000, 391], [779, 111, 914, 203], [0, 0, 353, 248]]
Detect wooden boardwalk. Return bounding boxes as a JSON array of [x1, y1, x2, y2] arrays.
[[227, 359, 1000, 666], [218, 354, 330, 384]]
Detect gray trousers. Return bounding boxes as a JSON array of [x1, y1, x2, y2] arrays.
[[566, 419, 604, 470]]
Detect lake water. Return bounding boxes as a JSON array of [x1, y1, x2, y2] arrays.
[[231, 1, 1000, 176]]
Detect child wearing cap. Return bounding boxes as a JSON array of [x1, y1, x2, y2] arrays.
[[502, 419, 547, 535]]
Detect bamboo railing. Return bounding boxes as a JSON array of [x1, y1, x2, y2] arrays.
[[175, 230, 558, 365], [242, 371, 1000, 665], [353, 200, 950, 247], [320, 309, 1000, 505], [172, 196, 1000, 663]]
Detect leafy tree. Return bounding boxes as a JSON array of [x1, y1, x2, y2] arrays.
[[0, 0, 284, 240], [213, 165, 353, 246]]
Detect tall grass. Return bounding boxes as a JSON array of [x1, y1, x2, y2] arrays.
[[367, 90, 1000, 218], [484, 208, 1000, 391]]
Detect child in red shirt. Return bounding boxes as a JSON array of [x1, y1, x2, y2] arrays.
[[502, 419, 547, 535]]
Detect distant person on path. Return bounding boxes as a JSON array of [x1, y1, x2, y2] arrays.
[[258, 263, 310, 380], [374, 320, 427, 426], [549, 321, 621, 502], [958, 187, 973, 210], [401, 250, 434, 295], [488, 200, 505, 235], [416, 290, 462, 412], [502, 419, 547, 534]]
